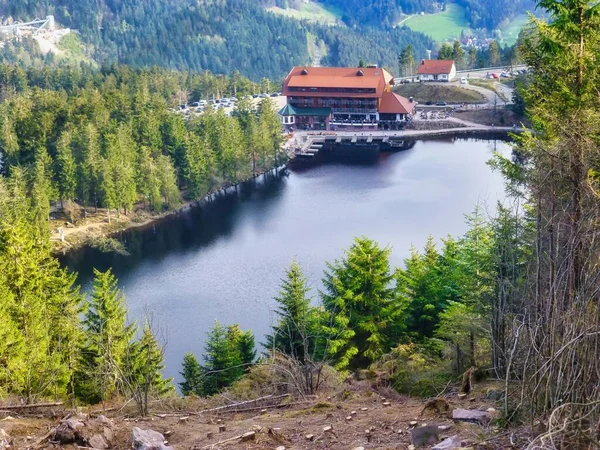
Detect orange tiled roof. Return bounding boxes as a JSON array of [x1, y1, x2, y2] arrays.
[[283, 66, 394, 98], [416, 60, 455, 75], [378, 91, 416, 114]]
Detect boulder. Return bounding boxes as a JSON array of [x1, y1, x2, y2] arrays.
[[452, 409, 490, 424], [53, 418, 85, 443], [410, 425, 440, 447], [432, 435, 462, 449], [132, 427, 173, 450], [486, 388, 505, 401], [88, 434, 109, 450]]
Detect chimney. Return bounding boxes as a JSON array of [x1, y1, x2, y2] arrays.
[[426, 49, 432, 60], [409, 97, 414, 103]]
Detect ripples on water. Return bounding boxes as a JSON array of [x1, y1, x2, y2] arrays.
[[60, 138, 511, 381]]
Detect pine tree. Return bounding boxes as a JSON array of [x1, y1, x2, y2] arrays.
[[321, 237, 402, 370], [55, 129, 77, 207], [179, 353, 205, 396], [124, 321, 173, 415], [202, 321, 246, 395], [78, 268, 136, 403], [265, 261, 320, 363]]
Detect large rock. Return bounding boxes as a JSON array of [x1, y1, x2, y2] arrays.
[[432, 435, 462, 449], [452, 408, 490, 424], [53, 418, 85, 444], [410, 425, 440, 447], [88, 434, 109, 450], [486, 388, 505, 401], [132, 427, 173, 450]]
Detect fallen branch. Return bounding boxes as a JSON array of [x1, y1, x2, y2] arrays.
[[193, 394, 290, 415], [0, 402, 63, 410], [199, 432, 246, 449]]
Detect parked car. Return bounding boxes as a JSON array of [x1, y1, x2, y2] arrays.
[[190, 101, 200, 107], [460, 77, 468, 84], [258, 93, 269, 98], [491, 73, 500, 79], [436, 101, 447, 106], [270, 93, 278, 97], [179, 104, 187, 110]]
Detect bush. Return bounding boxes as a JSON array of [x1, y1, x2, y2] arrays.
[[371, 342, 454, 397]]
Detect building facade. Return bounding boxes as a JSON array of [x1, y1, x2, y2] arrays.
[[416, 60, 457, 82], [279, 66, 416, 130]]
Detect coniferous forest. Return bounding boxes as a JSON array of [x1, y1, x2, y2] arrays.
[[1, 0, 600, 447], [0, 0, 434, 79]]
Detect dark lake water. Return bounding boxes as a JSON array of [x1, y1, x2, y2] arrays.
[[60, 138, 511, 382]]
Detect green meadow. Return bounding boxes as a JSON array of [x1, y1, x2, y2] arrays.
[[402, 3, 470, 42]]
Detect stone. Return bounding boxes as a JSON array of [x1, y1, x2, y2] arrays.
[[469, 397, 476, 402], [409, 421, 418, 427], [326, 412, 334, 419], [218, 425, 226, 433], [452, 409, 490, 424], [352, 447, 365, 450], [206, 432, 213, 439], [178, 416, 189, 424], [382, 401, 391, 407], [486, 388, 505, 401], [457, 393, 467, 400], [240, 431, 255, 442], [103, 426, 114, 444], [410, 425, 440, 447], [97, 415, 114, 426], [305, 434, 315, 441], [155, 414, 167, 419], [275, 447, 286, 450], [53, 418, 85, 444], [432, 435, 461, 450], [132, 427, 173, 450], [163, 431, 172, 437], [252, 425, 263, 432], [345, 416, 352, 421], [350, 410, 357, 416], [261, 409, 268, 415], [323, 425, 334, 433], [0, 429, 13, 450], [361, 407, 368, 411], [437, 424, 453, 431], [88, 434, 108, 450], [408, 446, 416, 450]]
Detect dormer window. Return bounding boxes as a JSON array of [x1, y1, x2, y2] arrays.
[[301, 68, 309, 75], [357, 70, 364, 76]]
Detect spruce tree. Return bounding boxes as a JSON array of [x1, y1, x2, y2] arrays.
[[321, 237, 402, 370], [265, 261, 320, 363], [79, 268, 136, 403], [179, 353, 205, 396]]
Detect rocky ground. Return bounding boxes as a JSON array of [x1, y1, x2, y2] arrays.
[[0, 379, 529, 450]]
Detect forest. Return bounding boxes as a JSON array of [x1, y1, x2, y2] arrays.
[[1, 0, 600, 446], [269, 0, 535, 31], [0, 63, 284, 220], [0, 0, 432, 79]]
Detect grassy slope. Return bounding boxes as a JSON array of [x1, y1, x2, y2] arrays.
[[402, 3, 470, 42], [500, 14, 528, 46], [266, 2, 342, 25], [393, 83, 485, 104]]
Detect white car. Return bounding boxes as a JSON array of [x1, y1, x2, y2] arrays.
[[460, 77, 468, 84]]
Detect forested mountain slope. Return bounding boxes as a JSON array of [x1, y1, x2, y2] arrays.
[[269, 0, 535, 32], [0, 0, 432, 79]]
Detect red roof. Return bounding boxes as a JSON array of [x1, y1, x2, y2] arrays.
[[416, 60, 455, 75], [379, 92, 416, 114], [283, 66, 394, 98]]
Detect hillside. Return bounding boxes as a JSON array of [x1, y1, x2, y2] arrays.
[[0, 0, 433, 79]]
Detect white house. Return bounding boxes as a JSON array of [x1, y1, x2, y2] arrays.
[[416, 60, 457, 82]]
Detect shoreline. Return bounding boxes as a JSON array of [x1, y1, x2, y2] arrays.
[[53, 127, 519, 256], [51, 165, 287, 256]]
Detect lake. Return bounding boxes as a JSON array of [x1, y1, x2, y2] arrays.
[[60, 138, 511, 382]]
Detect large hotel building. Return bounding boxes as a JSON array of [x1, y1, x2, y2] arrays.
[[279, 66, 416, 131]]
